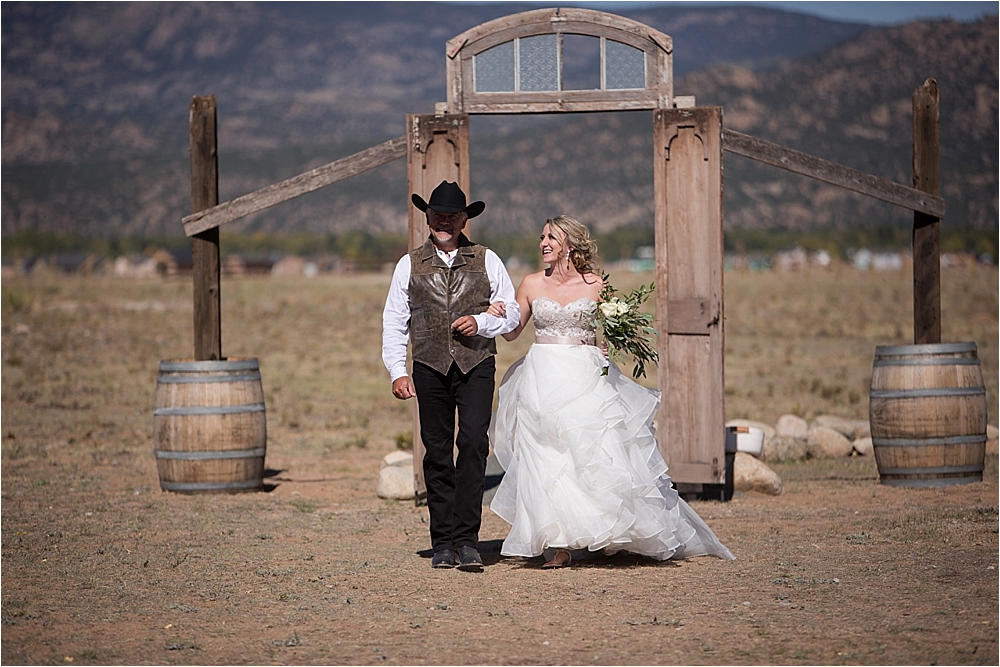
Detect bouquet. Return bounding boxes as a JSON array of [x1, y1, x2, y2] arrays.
[[594, 275, 659, 378]]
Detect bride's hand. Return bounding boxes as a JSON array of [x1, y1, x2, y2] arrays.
[[600, 340, 609, 360], [485, 301, 507, 317]]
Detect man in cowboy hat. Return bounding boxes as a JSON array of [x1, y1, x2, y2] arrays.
[[382, 180, 519, 571]]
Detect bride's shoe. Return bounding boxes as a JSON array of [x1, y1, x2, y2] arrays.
[[541, 548, 572, 569]]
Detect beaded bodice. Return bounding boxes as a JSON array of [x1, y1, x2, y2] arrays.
[[531, 296, 597, 339]]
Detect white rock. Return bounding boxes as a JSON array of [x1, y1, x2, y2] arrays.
[[734, 452, 784, 495], [811, 415, 859, 439], [852, 436, 874, 456], [381, 450, 413, 469], [726, 419, 776, 440], [763, 435, 808, 462], [775, 414, 808, 439], [376, 465, 414, 500], [806, 426, 854, 458], [987, 425, 999, 456]]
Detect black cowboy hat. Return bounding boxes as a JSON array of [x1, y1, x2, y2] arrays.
[[411, 181, 485, 219]]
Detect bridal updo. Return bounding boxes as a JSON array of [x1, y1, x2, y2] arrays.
[[546, 215, 599, 274]]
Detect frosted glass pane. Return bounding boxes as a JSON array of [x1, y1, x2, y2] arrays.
[[605, 39, 645, 90], [518, 34, 558, 92], [475, 41, 515, 92]]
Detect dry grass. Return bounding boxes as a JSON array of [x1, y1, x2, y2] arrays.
[[1, 264, 997, 665], [722, 263, 998, 424]]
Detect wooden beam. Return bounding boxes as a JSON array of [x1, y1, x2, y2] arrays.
[[460, 99, 661, 114], [912, 78, 941, 344], [722, 129, 945, 218], [182, 136, 407, 236], [189, 95, 222, 361]]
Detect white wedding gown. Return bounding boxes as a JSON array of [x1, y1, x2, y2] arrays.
[[489, 296, 734, 561]]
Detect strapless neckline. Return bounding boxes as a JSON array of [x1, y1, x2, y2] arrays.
[[532, 295, 596, 310], [531, 295, 597, 341]]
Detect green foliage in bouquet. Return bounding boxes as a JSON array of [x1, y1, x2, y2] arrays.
[[594, 275, 659, 378]]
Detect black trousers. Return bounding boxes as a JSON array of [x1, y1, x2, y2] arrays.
[[411, 358, 495, 552]]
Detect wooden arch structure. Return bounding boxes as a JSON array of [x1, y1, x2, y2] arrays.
[[181, 8, 945, 501], [408, 8, 729, 496], [442, 8, 675, 113]]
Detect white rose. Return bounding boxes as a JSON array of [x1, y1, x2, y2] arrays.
[[599, 302, 618, 318], [615, 302, 631, 315]]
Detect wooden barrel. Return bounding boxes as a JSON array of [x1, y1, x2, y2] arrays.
[[153, 358, 266, 493], [869, 342, 987, 488]]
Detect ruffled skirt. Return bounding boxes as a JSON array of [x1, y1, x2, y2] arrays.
[[489, 343, 734, 561]]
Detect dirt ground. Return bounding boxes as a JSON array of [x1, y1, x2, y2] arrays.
[[2, 269, 998, 665], [2, 445, 997, 665]]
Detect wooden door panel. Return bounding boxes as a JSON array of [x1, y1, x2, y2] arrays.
[[665, 125, 712, 299], [665, 334, 721, 481], [654, 107, 725, 486]]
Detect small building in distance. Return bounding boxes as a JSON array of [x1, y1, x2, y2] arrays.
[[223, 254, 275, 277]]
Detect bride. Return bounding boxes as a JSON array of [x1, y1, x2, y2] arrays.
[[486, 215, 734, 568]]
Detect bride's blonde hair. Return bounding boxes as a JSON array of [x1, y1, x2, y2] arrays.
[[546, 215, 599, 274]]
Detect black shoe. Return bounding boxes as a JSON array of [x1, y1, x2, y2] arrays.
[[431, 549, 458, 568], [456, 545, 483, 572]]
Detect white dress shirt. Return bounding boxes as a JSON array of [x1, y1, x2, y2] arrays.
[[382, 246, 520, 382]]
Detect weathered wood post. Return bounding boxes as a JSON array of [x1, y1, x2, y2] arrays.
[[912, 79, 941, 345], [189, 95, 222, 360], [406, 113, 471, 504], [406, 114, 471, 249], [156, 96, 268, 495]]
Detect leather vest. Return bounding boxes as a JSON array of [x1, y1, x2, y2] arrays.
[[408, 235, 496, 375]]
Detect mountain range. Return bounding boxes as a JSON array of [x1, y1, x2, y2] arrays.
[[2, 2, 996, 241]]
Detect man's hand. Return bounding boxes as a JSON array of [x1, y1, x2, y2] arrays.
[[392, 376, 416, 400], [485, 302, 507, 318], [451, 315, 479, 336]]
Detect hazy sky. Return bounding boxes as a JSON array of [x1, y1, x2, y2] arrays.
[[495, 1, 998, 25]]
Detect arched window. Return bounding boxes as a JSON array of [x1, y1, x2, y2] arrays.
[[445, 8, 673, 113]]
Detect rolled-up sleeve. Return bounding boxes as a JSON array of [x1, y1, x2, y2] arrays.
[[471, 250, 520, 338], [381, 255, 412, 382]]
